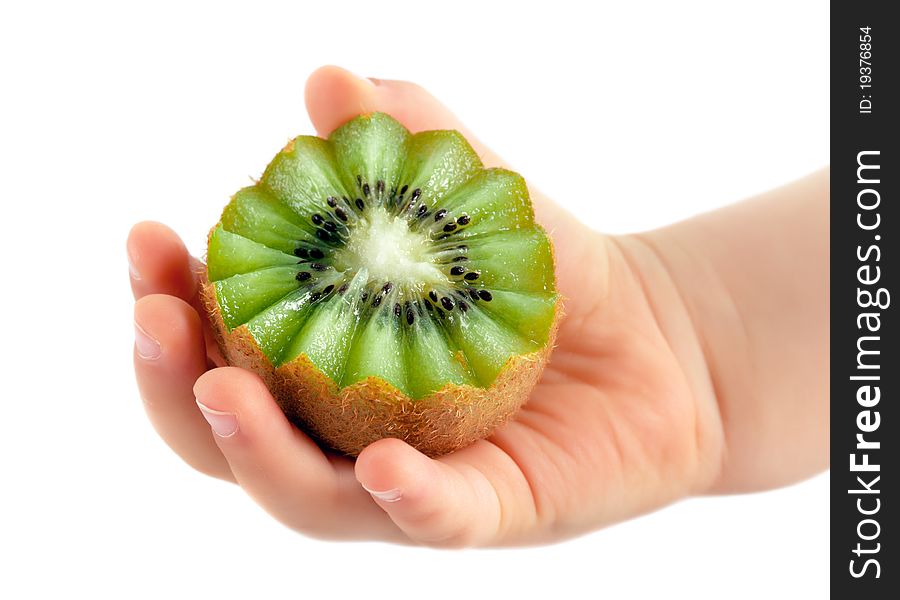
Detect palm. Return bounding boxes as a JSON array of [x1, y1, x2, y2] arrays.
[[434, 227, 713, 542]]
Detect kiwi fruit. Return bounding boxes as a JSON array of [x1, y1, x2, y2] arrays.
[[201, 112, 560, 457]]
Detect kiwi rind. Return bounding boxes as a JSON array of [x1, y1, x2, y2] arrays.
[[201, 276, 560, 457]]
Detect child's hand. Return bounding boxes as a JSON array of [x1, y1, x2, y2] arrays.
[[129, 67, 827, 547]]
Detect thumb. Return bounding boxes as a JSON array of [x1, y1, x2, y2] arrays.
[[302, 65, 592, 297], [355, 438, 502, 548], [304, 65, 507, 169]]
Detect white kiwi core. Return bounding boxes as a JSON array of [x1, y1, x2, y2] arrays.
[[333, 207, 444, 288]]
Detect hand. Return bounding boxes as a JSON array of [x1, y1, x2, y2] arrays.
[[129, 66, 726, 547]]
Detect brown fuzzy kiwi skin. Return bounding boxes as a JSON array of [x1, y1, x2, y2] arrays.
[[199, 272, 561, 458]]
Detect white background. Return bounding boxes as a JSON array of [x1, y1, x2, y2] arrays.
[[0, 1, 829, 598]]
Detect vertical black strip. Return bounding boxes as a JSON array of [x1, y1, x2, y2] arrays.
[[831, 2, 897, 595]]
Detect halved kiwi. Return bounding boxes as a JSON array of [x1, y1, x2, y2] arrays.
[[202, 112, 560, 457]]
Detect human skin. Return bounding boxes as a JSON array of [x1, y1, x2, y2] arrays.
[[128, 66, 829, 547]]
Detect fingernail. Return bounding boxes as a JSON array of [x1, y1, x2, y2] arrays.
[[362, 484, 402, 503], [196, 400, 239, 438], [346, 69, 377, 86], [127, 250, 141, 280], [134, 322, 161, 360]]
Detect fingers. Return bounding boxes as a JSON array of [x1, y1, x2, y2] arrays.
[[193, 367, 401, 541], [355, 439, 537, 547], [127, 221, 197, 301], [134, 294, 233, 481], [127, 221, 224, 365]]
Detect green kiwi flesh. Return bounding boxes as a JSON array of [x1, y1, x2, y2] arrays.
[[204, 113, 558, 454]]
